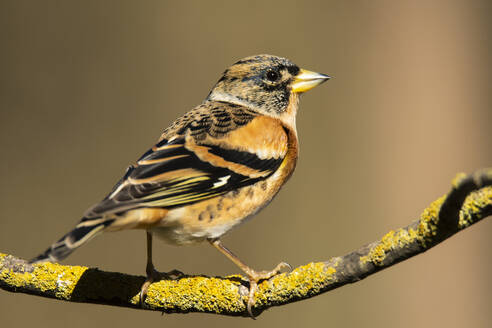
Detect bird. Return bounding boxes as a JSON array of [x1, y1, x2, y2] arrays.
[[30, 54, 330, 317]]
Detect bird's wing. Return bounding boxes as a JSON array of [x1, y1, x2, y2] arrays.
[[84, 103, 289, 218]]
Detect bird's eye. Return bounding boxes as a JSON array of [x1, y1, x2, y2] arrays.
[[266, 70, 280, 82]]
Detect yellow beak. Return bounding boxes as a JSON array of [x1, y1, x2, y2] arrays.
[[291, 69, 331, 93]]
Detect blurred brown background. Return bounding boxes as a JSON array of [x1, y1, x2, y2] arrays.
[[1, 1, 491, 327]]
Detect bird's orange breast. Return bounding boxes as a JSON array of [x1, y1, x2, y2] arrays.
[[151, 120, 298, 245]]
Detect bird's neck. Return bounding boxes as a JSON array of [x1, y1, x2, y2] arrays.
[[207, 91, 299, 134], [277, 92, 299, 134], [207, 91, 263, 112]]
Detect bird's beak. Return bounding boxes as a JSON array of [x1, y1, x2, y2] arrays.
[[291, 69, 331, 93]]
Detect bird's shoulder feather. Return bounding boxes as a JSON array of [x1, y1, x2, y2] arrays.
[[160, 101, 258, 141]]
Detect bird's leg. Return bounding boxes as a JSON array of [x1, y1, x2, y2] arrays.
[[139, 231, 183, 305], [208, 238, 291, 318], [139, 231, 159, 304]]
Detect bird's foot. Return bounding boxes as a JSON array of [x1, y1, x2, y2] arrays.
[[139, 266, 184, 306], [245, 262, 292, 318]]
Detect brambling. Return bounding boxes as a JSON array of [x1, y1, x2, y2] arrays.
[[31, 54, 330, 316]]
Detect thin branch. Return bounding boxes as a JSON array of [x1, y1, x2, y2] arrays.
[[1, 169, 491, 317]]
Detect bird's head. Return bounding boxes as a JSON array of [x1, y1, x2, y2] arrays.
[[207, 54, 330, 119]]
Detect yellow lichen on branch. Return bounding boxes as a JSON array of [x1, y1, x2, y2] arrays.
[[359, 171, 491, 268], [460, 186, 492, 227], [359, 227, 421, 266], [0, 253, 339, 316], [0, 255, 88, 300], [255, 262, 337, 306], [0, 169, 491, 317], [141, 274, 246, 313]]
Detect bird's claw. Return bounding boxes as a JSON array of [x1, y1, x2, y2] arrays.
[[245, 261, 292, 318], [139, 267, 184, 306]]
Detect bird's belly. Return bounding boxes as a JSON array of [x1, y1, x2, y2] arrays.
[[151, 177, 281, 245]]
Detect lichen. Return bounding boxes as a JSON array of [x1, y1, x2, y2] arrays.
[[459, 186, 492, 228], [255, 262, 336, 307], [451, 172, 468, 189], [140, 275, 245, 313], [138, 262, 337, 314], [360, 171, 492, 267], [360, 227, 421, 266], [417, 195, 446, 245], [0, 255, 87, 300]]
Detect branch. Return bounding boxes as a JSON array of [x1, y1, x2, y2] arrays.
[[1, 169, 491, 317]]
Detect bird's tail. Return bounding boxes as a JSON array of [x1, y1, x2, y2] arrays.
[[29, 217, 115, 264]]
